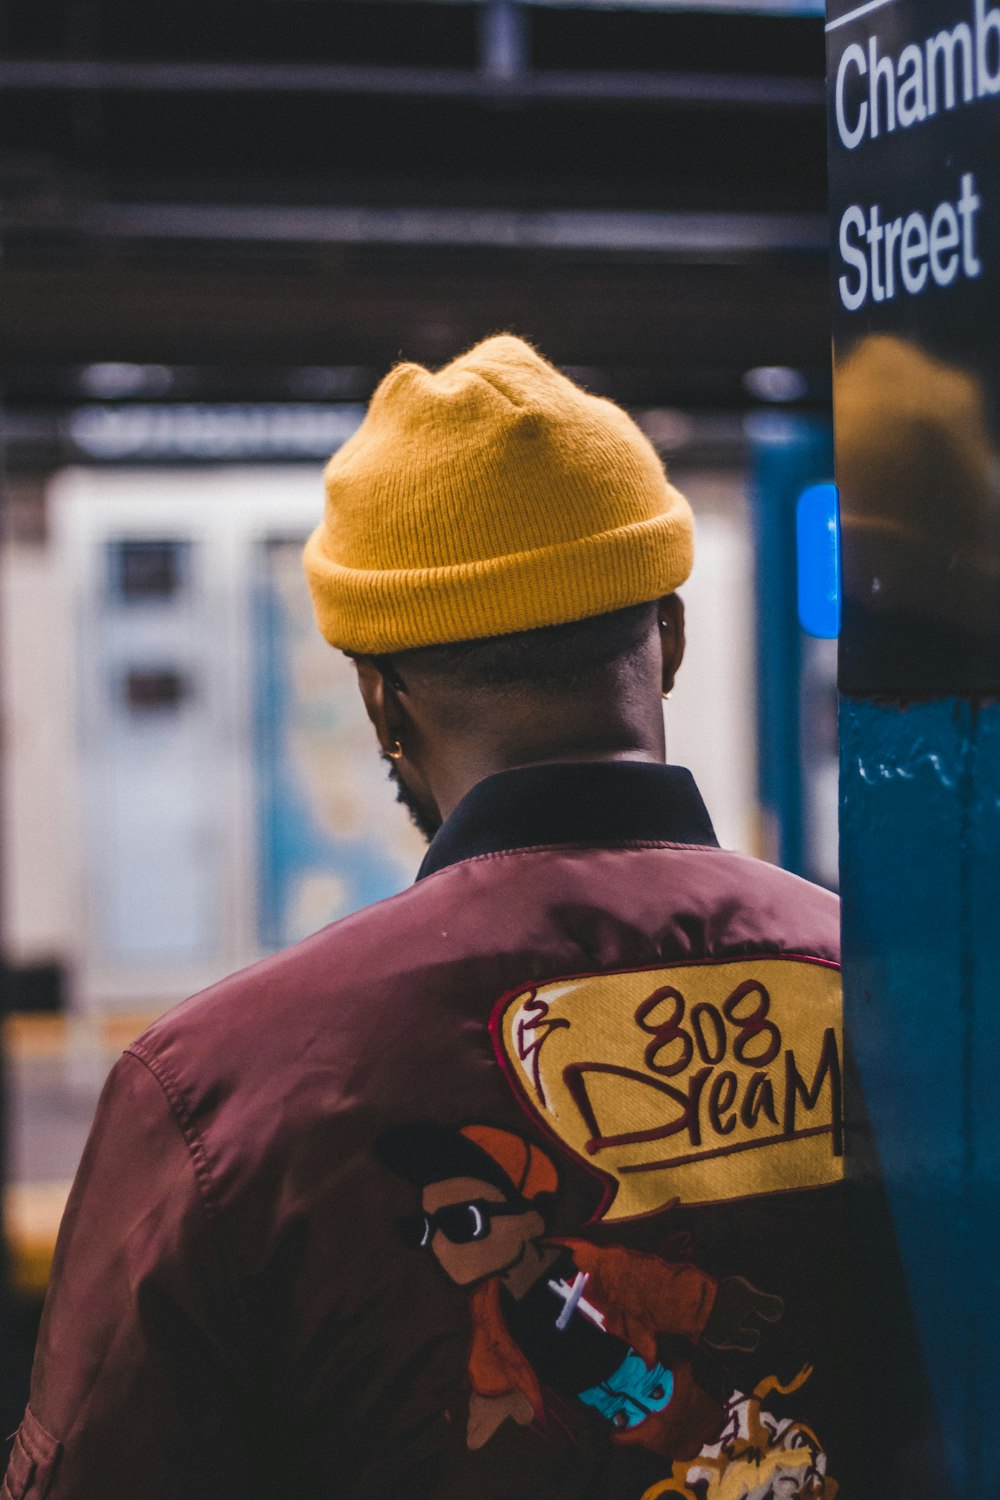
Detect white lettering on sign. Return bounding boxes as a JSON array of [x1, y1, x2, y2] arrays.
[[838, 173, 982, 312], [834, 0, 1000, 151], [830, 0, 996, 313]]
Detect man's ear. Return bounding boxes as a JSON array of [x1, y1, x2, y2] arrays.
[[351, 655, 406, 756], [658, 594, 686, 696]]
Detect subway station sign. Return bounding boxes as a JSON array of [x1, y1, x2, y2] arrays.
[[827, 0, 1000, 695]]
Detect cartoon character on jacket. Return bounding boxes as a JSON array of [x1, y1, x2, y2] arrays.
[[377, 1122, 783, 1457]]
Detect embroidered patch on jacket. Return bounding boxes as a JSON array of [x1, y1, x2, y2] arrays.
[[376, 1118, 786, 1463], [490, 956, 843, 1221]]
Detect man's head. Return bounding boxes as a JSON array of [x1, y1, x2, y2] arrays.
[[377, 1122, 559, 1286], [303, 335, 693, 834]]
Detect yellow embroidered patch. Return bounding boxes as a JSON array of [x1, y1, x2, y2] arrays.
[[491, 957, 843, 1221]]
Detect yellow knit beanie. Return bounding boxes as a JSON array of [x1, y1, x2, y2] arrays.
[[303, 334, 694, 652]]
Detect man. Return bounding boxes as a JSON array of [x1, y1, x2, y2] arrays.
[[5, 336, 845, 1500]]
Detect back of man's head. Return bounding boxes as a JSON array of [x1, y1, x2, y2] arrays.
[[381, 602, 658, 698], [302, 335, 694, 834]]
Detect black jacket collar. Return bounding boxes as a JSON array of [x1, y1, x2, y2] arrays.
[[416, 760, 718, 880]]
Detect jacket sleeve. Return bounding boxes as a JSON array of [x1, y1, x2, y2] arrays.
[[3, 1052, 256, 1500]]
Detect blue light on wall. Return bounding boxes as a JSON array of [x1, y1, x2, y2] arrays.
[[747, 415, 834, 878], [796, 481, 841, 640]]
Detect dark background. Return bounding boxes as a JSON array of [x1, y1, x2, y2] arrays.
[[0, 0, 831, 440]]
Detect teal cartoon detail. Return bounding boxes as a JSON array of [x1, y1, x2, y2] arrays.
[[577, 1351, 675, 1430]]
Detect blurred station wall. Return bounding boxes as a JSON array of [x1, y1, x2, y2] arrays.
[[0, 428, 831, 1018]]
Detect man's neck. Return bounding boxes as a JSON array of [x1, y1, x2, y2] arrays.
[[435, 747, 662, 825]]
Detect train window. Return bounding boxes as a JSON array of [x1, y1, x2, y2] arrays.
[[123, 667, 190, 714], [110, 539, 188, 602]]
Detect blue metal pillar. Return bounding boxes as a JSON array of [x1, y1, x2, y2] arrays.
[[840, 699, 1000, 1494], [825, 0, 1000, 1482]]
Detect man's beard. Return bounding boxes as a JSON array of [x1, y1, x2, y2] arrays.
[[381, 752, 442, 844]]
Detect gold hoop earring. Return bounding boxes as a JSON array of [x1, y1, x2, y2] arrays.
[[662, 691, 672, 702], [386, 739, 404, 761]]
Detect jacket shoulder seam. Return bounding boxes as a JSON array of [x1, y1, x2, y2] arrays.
[[124, 1043, 224, 1226]]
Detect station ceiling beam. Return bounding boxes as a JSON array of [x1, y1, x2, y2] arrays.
[[339, 0, 824, 12], [0, 59, 822, 108], [13, 201, 825, 255]]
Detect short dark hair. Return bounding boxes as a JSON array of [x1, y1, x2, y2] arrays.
[[382, 601, 658, 694]]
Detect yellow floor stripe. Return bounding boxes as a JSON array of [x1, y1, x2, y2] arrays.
[[3, 1011, 160, 1061], [5, 1181, 71, 1300], [3, 1011, 164, 1299]]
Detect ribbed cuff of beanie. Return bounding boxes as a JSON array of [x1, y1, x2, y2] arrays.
[[303, 497, 694, 653]]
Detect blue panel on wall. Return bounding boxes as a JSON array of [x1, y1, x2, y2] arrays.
[[796, 483, 840, 640], [253, 539, 422, 950]]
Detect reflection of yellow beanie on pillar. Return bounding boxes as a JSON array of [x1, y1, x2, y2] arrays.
[[303, 334, 694, 653]]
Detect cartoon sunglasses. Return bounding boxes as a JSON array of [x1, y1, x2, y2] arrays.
[[399, 1198, 527, 1249]]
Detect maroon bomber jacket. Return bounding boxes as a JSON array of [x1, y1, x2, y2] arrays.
[[4, 761, 847, 1500]]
